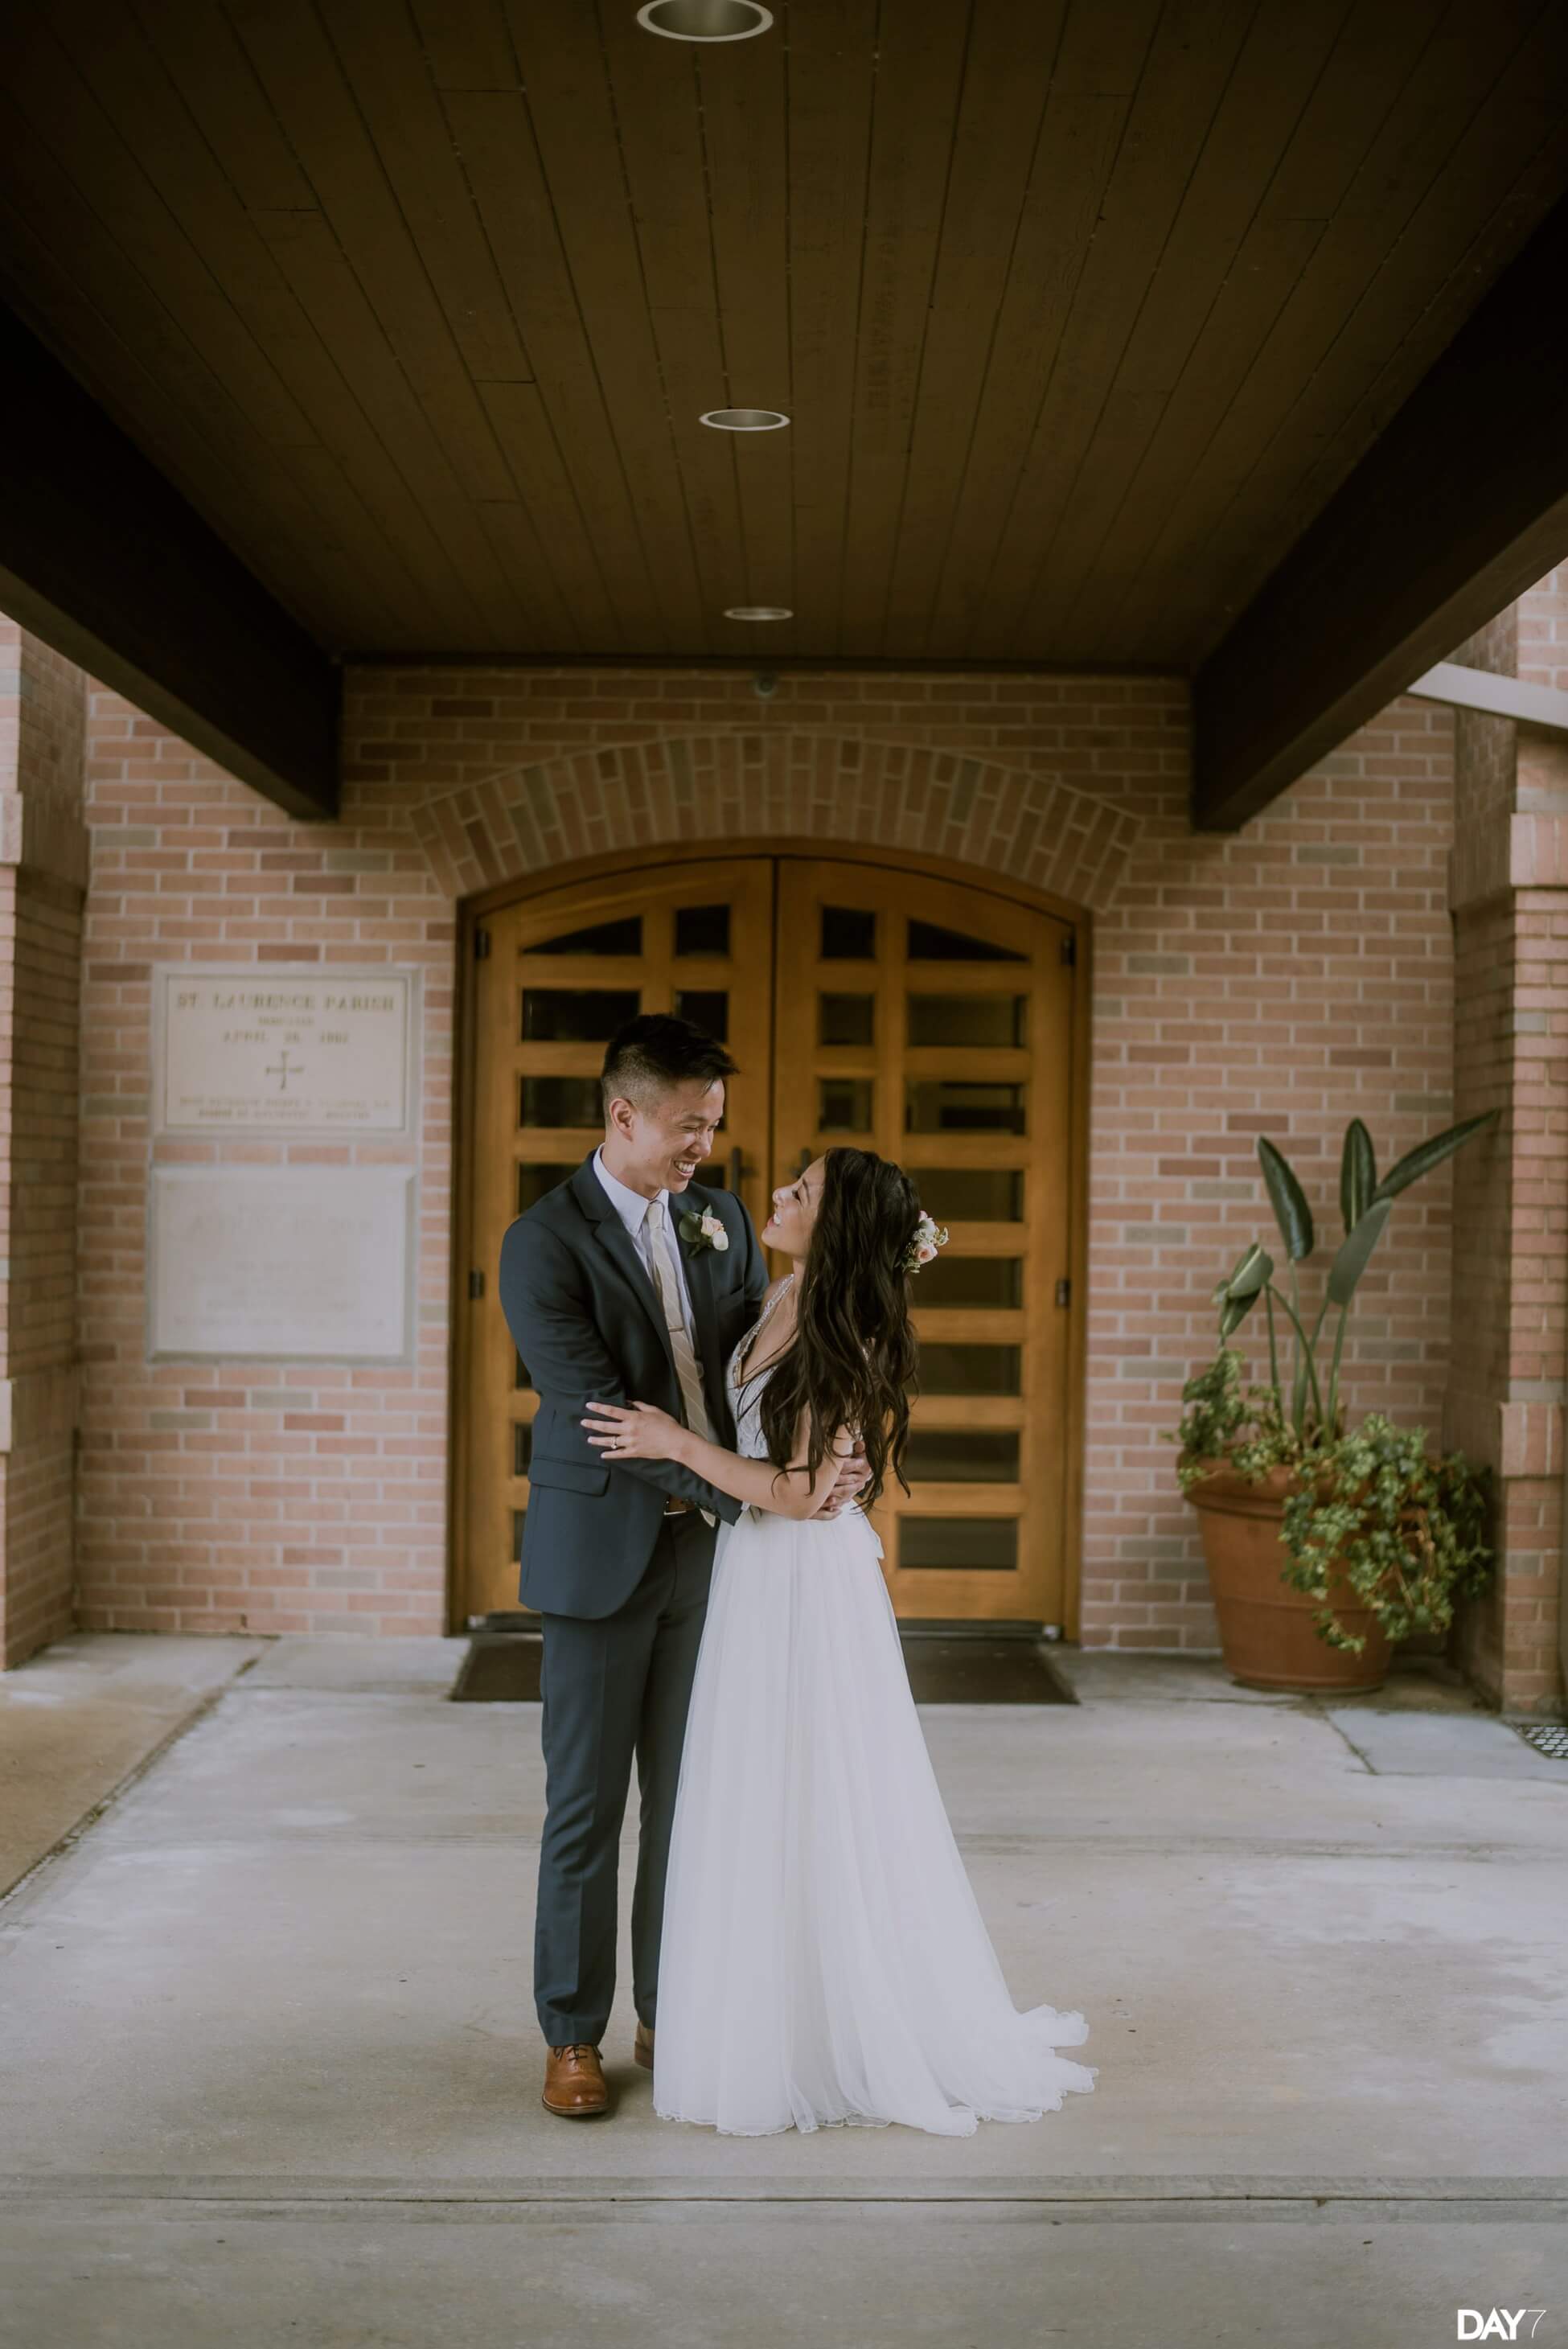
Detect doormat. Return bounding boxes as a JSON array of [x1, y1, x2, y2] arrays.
[[452, 1632, 543, 1702], [901, 1634, 1075, 1704], [451, 1630, 1074, 1705]]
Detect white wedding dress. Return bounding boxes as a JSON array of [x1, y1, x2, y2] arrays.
[[652, 1280, 1098, 2138]]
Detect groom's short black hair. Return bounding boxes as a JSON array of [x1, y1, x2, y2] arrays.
[[601, 1013, 737, 1115]]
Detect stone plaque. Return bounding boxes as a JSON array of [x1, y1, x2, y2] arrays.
[[149, 1168, 416, 1361], [153, 967, 416, 1134]]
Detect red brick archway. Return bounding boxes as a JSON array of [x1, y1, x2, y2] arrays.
[[407, 732, 1140, 912]]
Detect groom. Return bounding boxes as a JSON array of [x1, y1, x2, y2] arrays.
[[497, 1012, 864, 2119]]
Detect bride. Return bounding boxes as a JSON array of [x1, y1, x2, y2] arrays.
[[582, 1146, 1097, 2139]]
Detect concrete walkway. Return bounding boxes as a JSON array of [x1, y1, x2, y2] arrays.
[[1, 1633, 1564, 2347]]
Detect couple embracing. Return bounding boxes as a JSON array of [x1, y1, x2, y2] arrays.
[[497, 1013, 1097, 2138]]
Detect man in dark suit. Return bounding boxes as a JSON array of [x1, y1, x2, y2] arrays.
[[498, 1012, 864, 2118]]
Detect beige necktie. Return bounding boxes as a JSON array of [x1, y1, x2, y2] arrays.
[[644, 1198, 715, 1522]]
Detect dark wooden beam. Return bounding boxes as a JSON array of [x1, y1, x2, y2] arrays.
[[0, 303, 339, 821], [1191, 195, 1568, 833]]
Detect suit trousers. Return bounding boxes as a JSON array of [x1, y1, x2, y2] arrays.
[[533, 1507, 713, 2047]]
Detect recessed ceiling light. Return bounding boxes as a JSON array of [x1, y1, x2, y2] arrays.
[[636, 0, 773, 40], [700, 407, 790, 432], [724, 605, 792, 621]]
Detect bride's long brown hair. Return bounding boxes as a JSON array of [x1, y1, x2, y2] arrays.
[[744, 1147, 923, 1509]]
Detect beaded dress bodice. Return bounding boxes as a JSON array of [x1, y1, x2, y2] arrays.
[[726, 1277, 793, 1462]]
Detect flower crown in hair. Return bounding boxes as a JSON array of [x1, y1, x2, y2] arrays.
[[902, 1211, 949, 1275]]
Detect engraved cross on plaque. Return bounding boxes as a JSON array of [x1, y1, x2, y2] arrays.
[[265, 1049, 299, 1093]]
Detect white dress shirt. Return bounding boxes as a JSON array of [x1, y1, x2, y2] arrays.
[[592, 1147, 700, 1346]]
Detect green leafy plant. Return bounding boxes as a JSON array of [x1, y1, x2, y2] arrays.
[[1279, 1416, 1491, 1653], [1167, 1112, 1500, 1652]]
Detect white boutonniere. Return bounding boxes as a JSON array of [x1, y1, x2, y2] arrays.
[[679, 1205, 729, 1254]]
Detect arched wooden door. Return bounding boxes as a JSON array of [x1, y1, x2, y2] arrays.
[[458, 855, 1078, 1630]]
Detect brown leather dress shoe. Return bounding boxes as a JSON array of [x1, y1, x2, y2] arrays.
[[633, 2020, 654, 2070], [542, 2042, 609, 2117]]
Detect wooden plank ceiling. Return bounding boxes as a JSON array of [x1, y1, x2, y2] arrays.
[[2, 0, 1568, 669]]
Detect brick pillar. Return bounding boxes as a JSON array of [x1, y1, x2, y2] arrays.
[[0, 622, 88, 1668], [1446, 573, 1568, 1718]]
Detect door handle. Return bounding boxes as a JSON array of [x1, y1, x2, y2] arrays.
[[793, 1147, 811, 1177], [729, 1145, 744, 1194]]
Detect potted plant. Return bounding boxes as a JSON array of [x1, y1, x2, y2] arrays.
[[1168, 1113, 1499, 1693]]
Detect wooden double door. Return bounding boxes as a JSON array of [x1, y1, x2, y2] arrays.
[[460, 856, 1079, 1628]]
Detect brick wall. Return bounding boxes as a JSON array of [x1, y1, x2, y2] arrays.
[[1090, 700, 1459, 1651], [0, 626, 88, 1666], [73, 663, 1470, 1667], [76, 692, 452, 1636]]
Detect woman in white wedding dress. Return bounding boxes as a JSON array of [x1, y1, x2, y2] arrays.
[[583, 1147, 1097, 2140]]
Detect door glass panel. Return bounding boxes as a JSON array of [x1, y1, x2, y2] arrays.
[[517, 1162, 577, 1214], [513, 1423, 533, 1476], [522, 988, 638, 1041], [819, 992, 875, 1046], [907, 918, 1026, 963], [906, 1080, 1026, 1134], [900, 1518, 1019, 1570], [673, 988, 729, 1040], [694, 1161, 729, 1188], [515, 1349, 532, 1391], [916, 1255, 1024, 1308], [675, 903, 730, 956], [903, 1429, 1020, 1482], [907, 994, 1028, 1049], [530, 914, 642, 956], [520, 1075, 602, 1127], [917, 1344, 1021, 1394], [914, 1168, 1024, 1222], [819, 1078, 873, 1131], [821, 905, 876, 959]]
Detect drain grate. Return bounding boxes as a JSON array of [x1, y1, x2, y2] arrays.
[[1519, 1723, 1568, 1760]]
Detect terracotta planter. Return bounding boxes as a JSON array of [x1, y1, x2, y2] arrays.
[[1184, 1460, 1393, 1694]]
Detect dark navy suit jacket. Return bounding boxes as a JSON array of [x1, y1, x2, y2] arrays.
[[497, 1153, 769, 1618]]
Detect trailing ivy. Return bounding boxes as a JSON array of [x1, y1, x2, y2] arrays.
[[1278, 1415, 1492, 1654], [1169, 1347, 1299, 1486]]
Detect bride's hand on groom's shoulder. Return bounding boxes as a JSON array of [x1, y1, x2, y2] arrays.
[[581, 1398, 687, 1463]]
